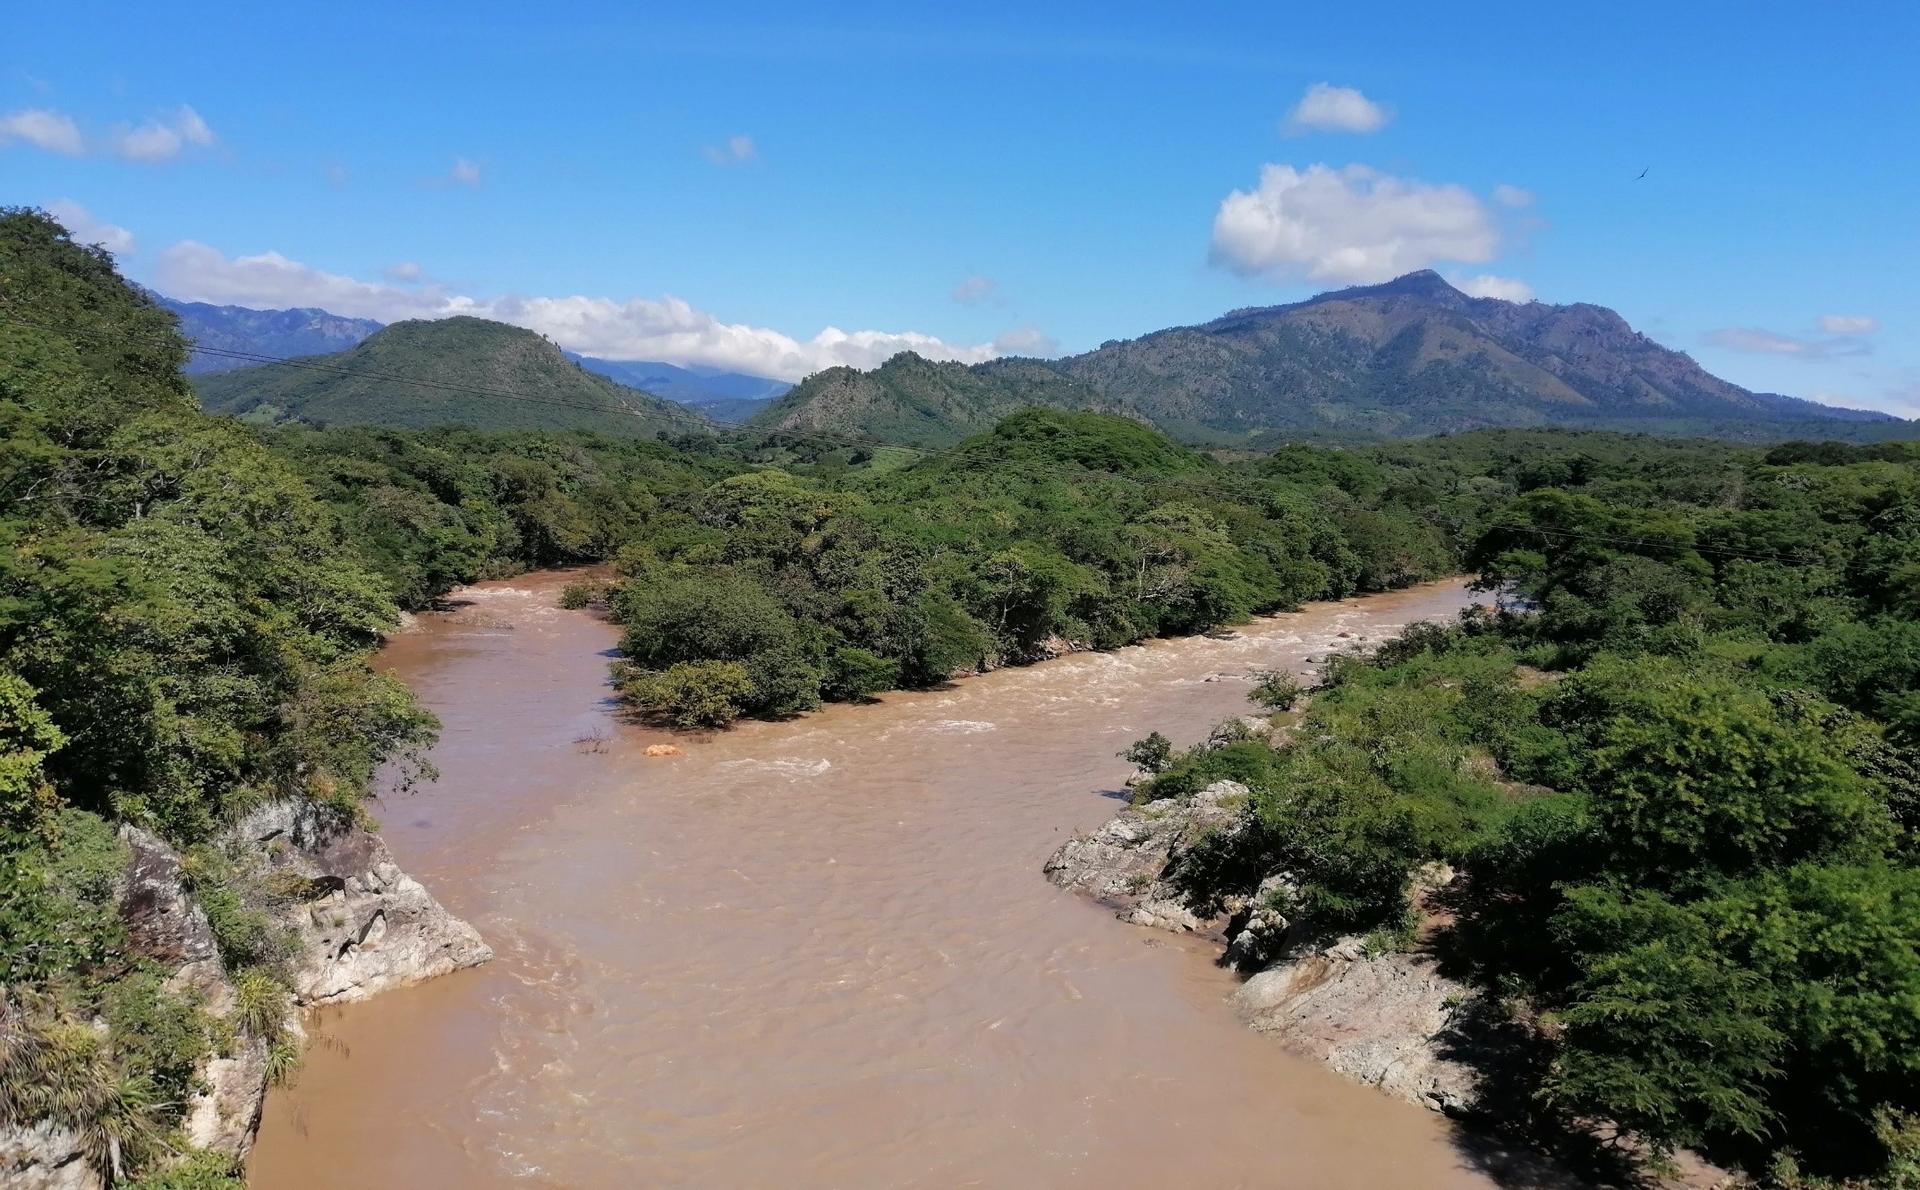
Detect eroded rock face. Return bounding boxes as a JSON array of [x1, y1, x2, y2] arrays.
[[1234, 941, 1478, 1114], [1043, 781, 1252, 937], [231, 801, 493, 1005], [1044, 781, 1481, 1116], [0, 1123, 95, 1190], [0, 801, 491, 1184]]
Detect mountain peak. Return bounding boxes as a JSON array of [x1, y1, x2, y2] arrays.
[[1322, 269, 1466, 304]]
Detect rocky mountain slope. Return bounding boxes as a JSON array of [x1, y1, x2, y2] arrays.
[[759, 272, 1900, 444], [193, 316, 699, 436]]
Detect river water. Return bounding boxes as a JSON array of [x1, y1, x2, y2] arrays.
[[248, 571, 1495, 1188]]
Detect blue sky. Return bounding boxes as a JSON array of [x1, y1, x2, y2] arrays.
[[4, 1, 1916, 412]]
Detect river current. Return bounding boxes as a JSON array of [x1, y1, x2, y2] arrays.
[[248, 571, 1494, 1188]]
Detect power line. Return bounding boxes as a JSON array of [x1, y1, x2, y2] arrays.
[[0, 309, 1847, 568]]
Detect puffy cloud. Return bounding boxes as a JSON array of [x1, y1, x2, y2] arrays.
[[1492, 184, 1534, 209], [3, 105, 215, 162], [153, 241, 458, 322], [0, 108, 84, 155], [45, 199, 136, 254], [110, 106, 216, 162], [1452, 273, 1534, 302], [1210, 163, 1499, 284], [950, 275, 998, 305], [1704, 327, 1871, 359], [1283, 84, 1390, 135], [992, 325, 1058, 356], [151, 240, 1004, 381], [702, 134, 756, 166], [384, 260, 424, 282], [1817, 313, 1878, 335], [449, 157, 483, 186]]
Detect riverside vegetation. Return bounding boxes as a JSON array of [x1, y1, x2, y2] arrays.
[[1116, 438, 1920, 1184], [4, 205, 1917, 1184]]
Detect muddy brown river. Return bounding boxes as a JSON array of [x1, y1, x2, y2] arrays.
[[248, 571, 1495, 1188]]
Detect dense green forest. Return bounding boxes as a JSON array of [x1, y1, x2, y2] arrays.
[[1133, 435, 1920, 1183], [6, 204, 1918, 1185]]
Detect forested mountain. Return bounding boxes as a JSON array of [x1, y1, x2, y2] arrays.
[[747, 352, 1122, 447], [152, 295, 381, 373], [149, 291, 787, 413], [165, 274, 1906, 448], [192, 316, 698, 436], [757, 272, 1907, 445]]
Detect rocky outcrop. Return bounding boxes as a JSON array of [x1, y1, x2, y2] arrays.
[[1235, 939, 1476, 1113], [231, 800, 492, 1005], [0, 1123, 93, 1190], [0, 802, 489, 1187], [1046, 780, 1481, 1116], [1043, 781, 1253, 936]]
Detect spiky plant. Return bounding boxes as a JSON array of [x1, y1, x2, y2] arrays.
[[229, 967, 289, 1041]]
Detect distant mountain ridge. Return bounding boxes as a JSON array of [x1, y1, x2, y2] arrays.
[[755, 271, 1902, 445], [155, 295, 383, 374], [192, 316, 697, 436], [560, 353, 786, 423], [154, 292, 787, 413], [168, 277, 1906, 448]]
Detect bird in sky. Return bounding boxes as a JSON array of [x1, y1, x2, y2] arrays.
[[1636, 166, 1650, 180]]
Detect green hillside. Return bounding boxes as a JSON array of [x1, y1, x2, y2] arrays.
[[194, 316, 697, 436], [747, 351, 1123, 447]]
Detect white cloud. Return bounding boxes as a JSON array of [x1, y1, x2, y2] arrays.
[[1817, 313, 1878, 335], [45, 199, 136, 254], [1704, 327, 1871, 360], [950, 275, 998, 305], [1493, 184, 1534, 209], [110, 106, 216, 162], [1452, 273, 1534, 302], [1210, 163, 1500, 284], [384, 260, 424, 282], [449, 157, 483, 186], [1283, 84, 1390, 135], [151, 240, 1004, 381], [992, 325, 1058, 356], [702, 134, 756, 166], [1, 108, 85, 155]]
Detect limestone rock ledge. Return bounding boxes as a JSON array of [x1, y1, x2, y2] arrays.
[[233, 800, 492, 1005], [1045, 780, 1479, 1115], [1, 801, 490, 1187]]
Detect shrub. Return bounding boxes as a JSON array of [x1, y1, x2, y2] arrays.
[[1120, 731, 1173, 775], [621, 661, 754, 728], [1248, 670, 1303, 711], [823, 646, 899, 701]]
